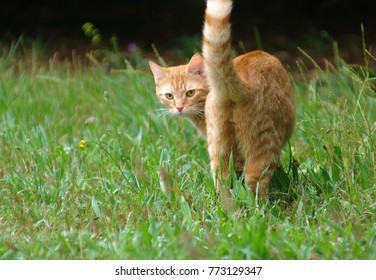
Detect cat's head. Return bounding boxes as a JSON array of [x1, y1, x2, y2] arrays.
[[149, 54, 208, 119]]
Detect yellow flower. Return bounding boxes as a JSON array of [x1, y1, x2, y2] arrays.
[[79, 140, 87, 148]]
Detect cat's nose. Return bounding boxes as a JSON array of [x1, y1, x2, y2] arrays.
[[176, 106, 184, 113]]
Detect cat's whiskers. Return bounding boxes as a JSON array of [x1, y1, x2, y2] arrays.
[[191, 107, 205, 119], [154, 108, 174, 119], [192, 111, 204, 119]]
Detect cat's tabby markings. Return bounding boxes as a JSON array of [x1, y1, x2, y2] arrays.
[[150, 0, 295, 199]]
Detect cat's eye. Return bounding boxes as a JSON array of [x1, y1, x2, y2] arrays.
[[186, 89, 195, 97], [165, 93, 174, 100]]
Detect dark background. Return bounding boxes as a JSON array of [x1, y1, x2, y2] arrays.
[[1, 0, 375, 62]]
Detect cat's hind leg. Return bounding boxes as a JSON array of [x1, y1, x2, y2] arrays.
[[243, 151, 279, 199], [205, 95, 236, 192]]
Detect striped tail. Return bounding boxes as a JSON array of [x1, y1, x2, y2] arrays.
[[202, 0, 244, 102]]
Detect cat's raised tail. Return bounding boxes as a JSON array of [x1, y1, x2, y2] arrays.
[[202, 0, 246, 103]]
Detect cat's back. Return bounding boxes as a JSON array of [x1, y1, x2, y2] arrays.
[[232, 50, 295, 142], [233, 50, 292, 98], [234, 50, 280, 72]]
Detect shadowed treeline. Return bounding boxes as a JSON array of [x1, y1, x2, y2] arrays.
[[1, 0, 375, 45]]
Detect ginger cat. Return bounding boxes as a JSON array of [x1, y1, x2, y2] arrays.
[[149, 0, 295, 199]]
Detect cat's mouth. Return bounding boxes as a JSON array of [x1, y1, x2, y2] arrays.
[[172, 107, 189, 116], [171, 107, 204, 119]]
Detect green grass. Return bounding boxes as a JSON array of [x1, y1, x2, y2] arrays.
[[0, 43, 375, 260]]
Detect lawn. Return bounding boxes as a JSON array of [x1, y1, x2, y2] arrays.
[[0, 40, 375, 259]]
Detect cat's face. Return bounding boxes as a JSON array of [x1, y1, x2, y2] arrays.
[[149, 54, 208, 119]]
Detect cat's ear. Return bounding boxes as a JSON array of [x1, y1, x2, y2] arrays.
[[149, 60, 167, 85], [187, 53, 205, 78]]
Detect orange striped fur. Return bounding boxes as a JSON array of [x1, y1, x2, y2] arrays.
[[149, 0, 295, 199]]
